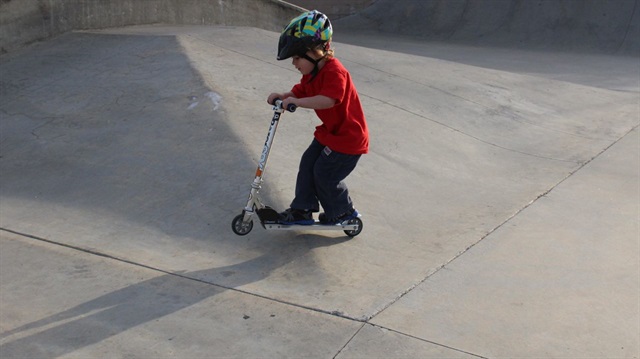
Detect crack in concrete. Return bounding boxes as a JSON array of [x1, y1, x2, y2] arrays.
[[363, 124, 639, 324], [0, 226, 482, 358]]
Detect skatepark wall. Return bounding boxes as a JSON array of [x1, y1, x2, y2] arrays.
[[335, 0, 640, 55], [288, 0, 374, 19], [2, 0, 638, 55], [0, 0, 305, 54]]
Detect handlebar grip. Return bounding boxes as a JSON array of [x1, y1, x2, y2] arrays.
[[273, 98, 297, 112]]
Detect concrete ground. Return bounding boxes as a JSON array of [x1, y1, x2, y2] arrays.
[[0, 23, 638, 358]]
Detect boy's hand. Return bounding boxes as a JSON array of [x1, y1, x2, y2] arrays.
[[267, 93, 283, 105], [282, 97, 298, 110], [267, 92, 282, 105]]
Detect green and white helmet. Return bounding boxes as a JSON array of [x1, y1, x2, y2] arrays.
[[277, 10, 333, 61]]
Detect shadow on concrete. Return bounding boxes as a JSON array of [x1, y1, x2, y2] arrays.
[[0, 28, 342, 294], [0, 31, 263, 242], [333, 31, 640, 93], [332, 0, 640, 92], [335, 0, 640, 55], [0, 235, 349, 358]]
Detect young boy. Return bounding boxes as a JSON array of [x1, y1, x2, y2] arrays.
[[267, 10, 369, 225]]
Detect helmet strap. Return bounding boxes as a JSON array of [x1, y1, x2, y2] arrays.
[[302, 52, 325, 82]]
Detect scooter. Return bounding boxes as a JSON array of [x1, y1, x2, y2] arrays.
[[231, 100, 363, 237]]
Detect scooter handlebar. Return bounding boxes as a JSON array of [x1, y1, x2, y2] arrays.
[[272, 98, 297, 113]]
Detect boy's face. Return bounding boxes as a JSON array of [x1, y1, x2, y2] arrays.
[[291, 51, 319, 75]]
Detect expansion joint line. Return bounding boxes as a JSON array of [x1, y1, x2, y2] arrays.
[[2, 226, 486, 357], [332, 323, 366, 359], [0, 227, 363, 321]]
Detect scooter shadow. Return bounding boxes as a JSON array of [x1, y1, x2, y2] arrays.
[[0, 233, 351, 358]]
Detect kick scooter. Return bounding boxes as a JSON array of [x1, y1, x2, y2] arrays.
[[231, 99, 363, 237]]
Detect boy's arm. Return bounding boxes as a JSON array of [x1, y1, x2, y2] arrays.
[[284, 95, 336, 110]]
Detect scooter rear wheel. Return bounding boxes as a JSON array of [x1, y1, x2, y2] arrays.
[[232, 214, 253, 235], [344, 217, 363, 237]]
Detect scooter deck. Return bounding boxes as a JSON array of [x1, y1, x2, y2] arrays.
[[257, 207, 360, 231], [263, 221, 360, 231]]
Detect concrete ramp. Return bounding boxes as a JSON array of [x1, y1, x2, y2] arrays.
[[1, 2, 638, 357], [336, 0, 640, 54]]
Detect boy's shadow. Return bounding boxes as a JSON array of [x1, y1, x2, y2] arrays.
[[0, 235, 350, 358]]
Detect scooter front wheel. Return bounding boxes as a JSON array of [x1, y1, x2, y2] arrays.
[[232, 214, 253, 235], [344, 217, 363, 237]]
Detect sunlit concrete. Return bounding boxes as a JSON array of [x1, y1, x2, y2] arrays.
[[1, 12, 638, 359]]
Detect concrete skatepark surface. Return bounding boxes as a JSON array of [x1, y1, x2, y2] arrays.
[[1, 1, 639, 358]]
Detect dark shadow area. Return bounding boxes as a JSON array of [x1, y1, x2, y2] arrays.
[[334, 31, 640, 92], [0, 31, 264, 242], [0, 31, 364, 334], [332, 0, 640, 92], [335, 0, 640, 55], [0, 0, 299, 53]]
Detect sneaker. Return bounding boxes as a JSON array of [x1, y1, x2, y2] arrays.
[[278, 208, 314, 225], [319, 209, 358, 225]]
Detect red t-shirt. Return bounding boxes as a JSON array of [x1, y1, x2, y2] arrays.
[[291, 58, 369, 155]]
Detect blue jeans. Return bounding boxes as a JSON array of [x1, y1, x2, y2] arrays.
[[290, 139, 361, 219]]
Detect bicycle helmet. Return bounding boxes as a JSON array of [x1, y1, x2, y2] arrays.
[[277, 10, 332, 62]]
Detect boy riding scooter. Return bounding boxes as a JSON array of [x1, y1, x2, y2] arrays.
[[231, 10, 368, 237], [267, 10, 369, 226]]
